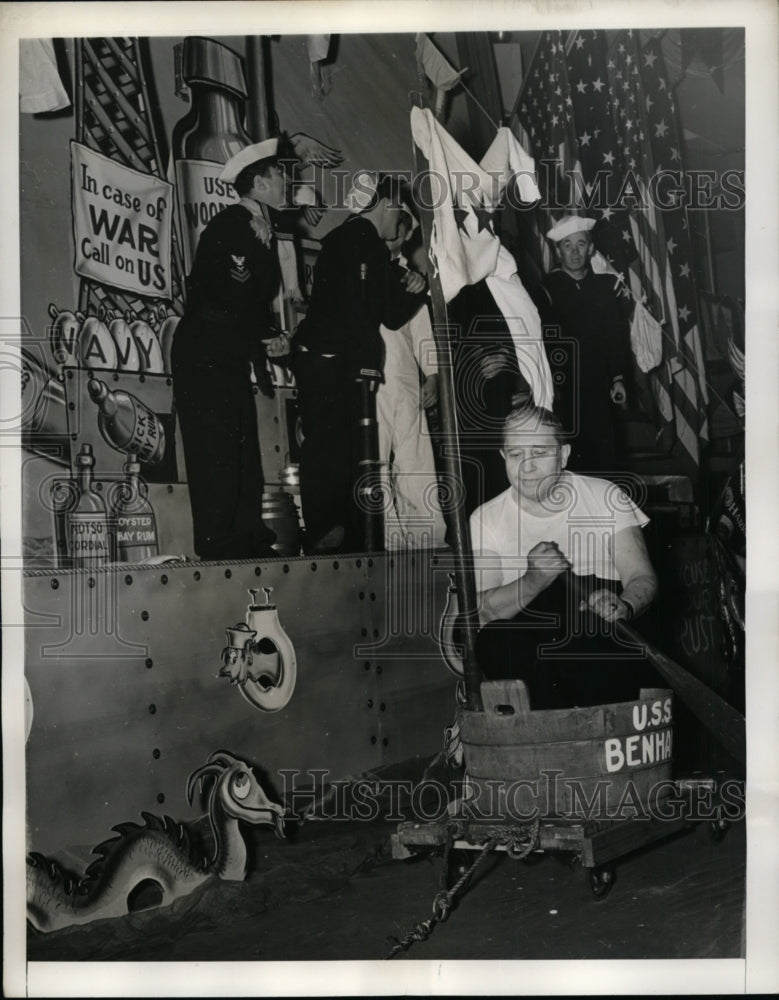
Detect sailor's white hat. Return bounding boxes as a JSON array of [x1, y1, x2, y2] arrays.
[[546, 215, 596, 242], [218, 138, 279, 184]]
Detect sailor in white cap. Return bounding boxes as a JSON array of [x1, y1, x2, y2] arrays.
[[171, 137, 295, 560], [529, 215, 633, 477]]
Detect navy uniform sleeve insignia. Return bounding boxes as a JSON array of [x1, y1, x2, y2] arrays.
[[230, 254, 251, 283]]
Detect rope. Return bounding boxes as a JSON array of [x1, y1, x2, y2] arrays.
[[459, 80, 501, 131], [385, 818, 539, 959]]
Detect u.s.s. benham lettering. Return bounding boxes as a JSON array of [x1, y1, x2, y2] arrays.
[[604, 697, 672, 773]]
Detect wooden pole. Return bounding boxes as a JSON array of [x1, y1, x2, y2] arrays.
[[615, 619, 746, 764], [411, 128, 483, 712], [567, 573, 745, 764]]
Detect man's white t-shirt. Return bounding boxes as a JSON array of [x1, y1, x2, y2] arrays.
[[469, 471, 649, 593]]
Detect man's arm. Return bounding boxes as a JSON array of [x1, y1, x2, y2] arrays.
[[585, 525, 658, 622], [382, 260, 428, 330], [477, 540, 571, 626]]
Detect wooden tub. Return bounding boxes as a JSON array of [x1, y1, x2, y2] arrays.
[[458, 680, 675, 822]]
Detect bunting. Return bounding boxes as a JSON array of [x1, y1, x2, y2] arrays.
[[410, 106, 554, 411]]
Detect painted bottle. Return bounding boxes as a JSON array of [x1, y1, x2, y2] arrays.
[[87, 376, 166, 465], [110, 452, 159, 563], [172, 36, 250, 274], [52, 443, 114, 568]]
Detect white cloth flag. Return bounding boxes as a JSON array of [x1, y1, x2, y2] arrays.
[[410, 107, 553, 410], [415, 34, 467, 91], [307, 35, 331, 62], [591, 249, 662, 373], [479, 127, 541, 207]]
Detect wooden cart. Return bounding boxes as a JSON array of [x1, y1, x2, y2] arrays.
[[391, 680, 730, 900]]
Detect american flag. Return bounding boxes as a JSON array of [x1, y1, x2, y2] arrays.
[[511, 30, 582, 284], [636, 30, 710, 463], [513, 27, 709, 471]]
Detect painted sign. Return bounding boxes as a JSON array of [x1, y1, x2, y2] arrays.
[[174, 158, 238, 273], [71, 142, 173, 298], [603, 695, 673, 773]]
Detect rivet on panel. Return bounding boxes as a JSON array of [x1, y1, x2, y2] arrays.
[[50, 579, 59, 590], [88, 577, 96, 589], [145, 658, 153, 669], [225, 569, 232, 579], [311, 563, 317, 572], [157, 793, 165, 803], [370, 736, 377, 745], [125, 575, 133, 585], [152, 748, 161, 759], [148, 704, 156, 714], [161, 574, 168, 585], [194, 571, 201, 581], [141, 610, 149, 621]]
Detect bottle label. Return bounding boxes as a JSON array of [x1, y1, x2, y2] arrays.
[[116, 513, 158, 548], [175, 159, 239, 273], [120, 400, 165, 465], [69, 513, 111, 565]]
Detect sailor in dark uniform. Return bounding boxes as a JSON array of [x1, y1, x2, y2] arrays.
[[172, 138, 292, 560], [531, 216, 633, 477], [292, 172, 428, 553]]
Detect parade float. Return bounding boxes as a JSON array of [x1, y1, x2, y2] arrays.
[[16, 30, 746, 938]]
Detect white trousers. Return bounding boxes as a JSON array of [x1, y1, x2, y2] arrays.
[[375, 372, 447, 550]]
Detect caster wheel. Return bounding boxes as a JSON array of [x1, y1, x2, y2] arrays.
[[587, 863, 615, 900], [708, 816, 729, 843]]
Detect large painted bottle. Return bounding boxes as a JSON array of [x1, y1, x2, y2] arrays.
[[172, 36, 250, 275], [87, 377, 166, 465], [110, 452, 159, 563], [52, 443, 114, 568]]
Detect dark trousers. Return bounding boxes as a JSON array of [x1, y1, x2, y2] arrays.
[[293, 351, 360, 551], [475, 577, 662, 709], [173, 358, 275, 560]]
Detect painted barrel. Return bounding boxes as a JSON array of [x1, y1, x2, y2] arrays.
[[261, 490, 301, 556], [458, 680, 674, 822]]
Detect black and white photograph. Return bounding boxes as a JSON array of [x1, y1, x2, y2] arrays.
[[2, 1, 777, 996]]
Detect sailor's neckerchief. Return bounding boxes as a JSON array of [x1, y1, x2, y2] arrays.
[[239, 196, 300, 301]]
